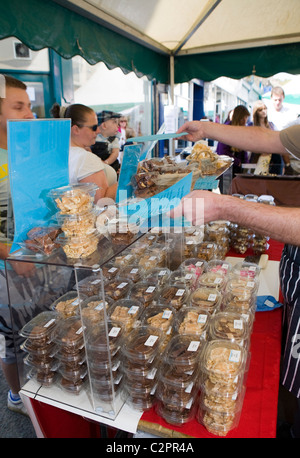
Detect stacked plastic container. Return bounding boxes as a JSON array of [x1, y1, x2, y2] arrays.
[[48, 183, 101, 258], [85, 319, 125, 408], [20, 311, 59, 387], [155, 334, 204, 426], [121, 325, 165, 411], [53, 316, 87, 395], [196, 259, 260, 436]]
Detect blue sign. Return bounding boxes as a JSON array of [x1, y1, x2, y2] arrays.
[[7, 119, 70, 252]]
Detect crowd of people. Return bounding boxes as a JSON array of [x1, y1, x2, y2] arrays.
[[1, 73, 300, 439], [215, 86, 299, 177]]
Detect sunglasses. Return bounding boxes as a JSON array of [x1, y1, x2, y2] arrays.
[[76, 124, 99, 131]]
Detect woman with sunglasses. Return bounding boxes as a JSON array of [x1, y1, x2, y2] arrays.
[[51, 103, 118, 202]]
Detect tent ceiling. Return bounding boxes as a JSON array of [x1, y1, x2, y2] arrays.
[[56, 0, 300, 54], [1, 0, 300, 83]]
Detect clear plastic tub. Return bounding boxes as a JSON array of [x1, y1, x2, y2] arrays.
[[201, 340, 247, 386], [140, 305, 175, 336], [53, 316, 85, 354], [225, 275, 259, 300], [90, 373, 124, 402], [113, 251, 137, 267], [155, 399, 197, 426], [55, 208, 98, 237], [80, 295, 113, 326], [197, 271, 227, 290], [163, 334, 203, 374], [24, 353, 59, 373], [144, 267, 171, 287], [76, 274, 104, 296], [123, 384, 156, 412], [189, 286, 221, 313], [50, 291, 83, 318], [58, 363, 87, 383], [102, 262, 121, 281], [197, 402, 242, 436], [158, 284, 190, 310], [104, 277, 133, 301], [128, 281, 161, 307], [122, 325, 165, 365], [168, 269, 198, 290], [138, 245, 170, 270], [117, 265, 144, 283], [59, 375, 87, 395], [206, 259, 232, 276], [56, 230, 100, 258], [175, 306, 210, 339], [208, 312, 250, 348], [199, 385, 245, 414], [180, 258, 207, 279], [231, 261, 261, 279], [109, 299, 143, 333], [194, 242, 216, 261], [19, 311, 58, 345], [85, 320, 124, 357], [48, 183, 98, 214]]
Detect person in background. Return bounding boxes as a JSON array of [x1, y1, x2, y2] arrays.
[[118, 126, 137, 165], [171, 118, 300, 438], [51, 103, 118, 201], [268, 86, 297, 175], [0, 75, 35, 415], [118, 116, 128, 150], [216, 104, 250, 176], [91, 110, 121, 172], [249, 100, 274, 175]]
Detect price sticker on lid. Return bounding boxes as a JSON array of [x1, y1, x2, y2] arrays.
[[229, 349, 241, 363], [144, 335, 158, 347]]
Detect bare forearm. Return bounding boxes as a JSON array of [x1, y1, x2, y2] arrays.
[[171, 191, 300, 247], [178, 122, 286, 155], [218, 195, 300, 246]]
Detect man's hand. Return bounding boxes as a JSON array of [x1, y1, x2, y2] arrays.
[[177, 121, 207, 143]]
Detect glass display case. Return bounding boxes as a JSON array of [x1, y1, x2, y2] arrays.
[[6, 230, 183, 420]]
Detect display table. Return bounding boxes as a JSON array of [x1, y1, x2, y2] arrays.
[[230, 174, 300, 207], [21, 240, 284, 439]]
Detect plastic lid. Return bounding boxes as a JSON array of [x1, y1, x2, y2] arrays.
[[208, 312, 250, 344], [53, 316, 85, 350], [109, 299, 142, 330], [50, 291, 83, 318], [175, 306, 211, 337], [231, 261, 261, 279], [128, 281, 161, 306], [144, 267, 171, 286], [19, 311, 58, 340], [140, 305, 175, 334], [85, 320, 123, 353], [180, 258, 207, 277], [122, 325, 165, 362], [169, 269, 198, 289], [189, 286, 221, 311], [163, 334, 203, 368], [48, 183, 98, 214], [206, 259, 232, 276], [159, 284, 190, 310], [104, 277, 133, 301], [197, 271, 227, 289], [201, 340, 247, 378]]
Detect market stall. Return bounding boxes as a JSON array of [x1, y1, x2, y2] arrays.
[[18, 238, 284, 439], [230, 175, 300, 207], [4, 119, 285, 439]]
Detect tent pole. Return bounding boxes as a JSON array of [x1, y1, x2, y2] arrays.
[[169, 54, 175, 157]]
